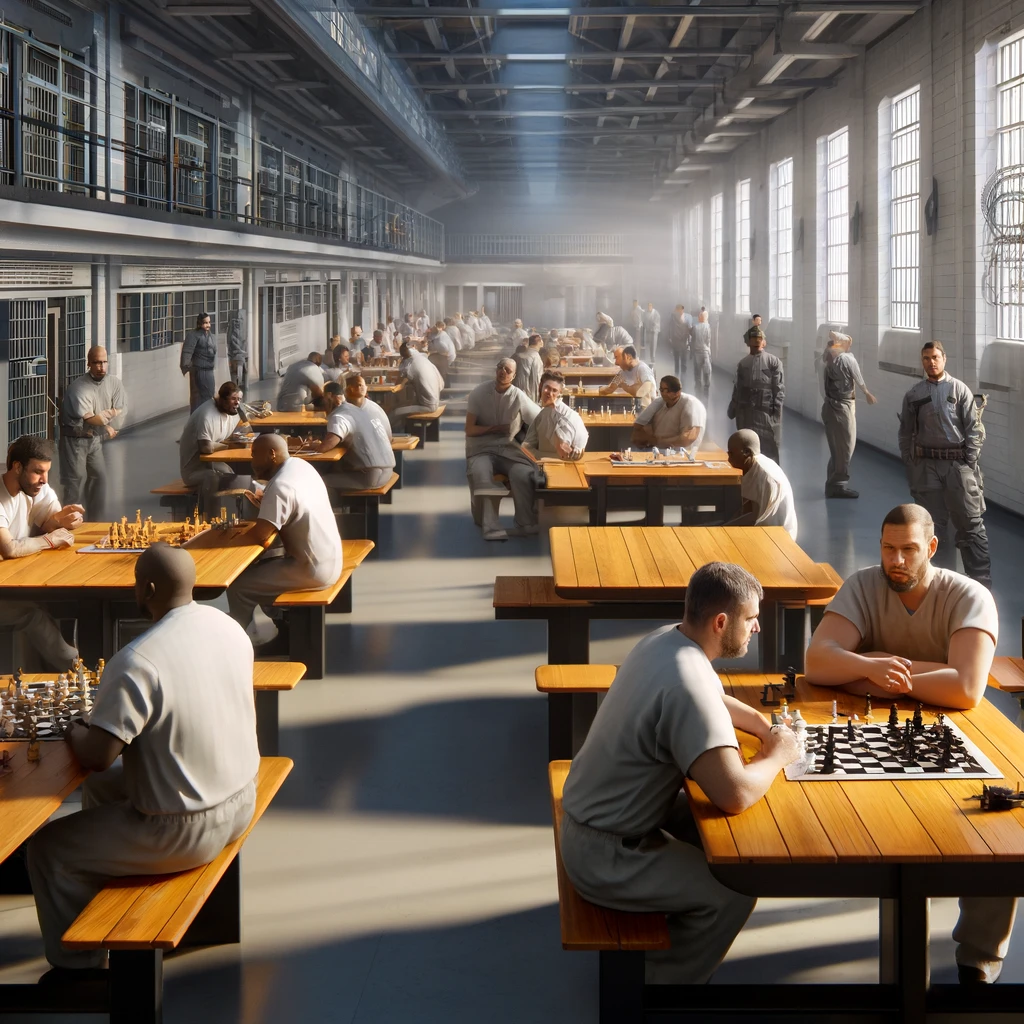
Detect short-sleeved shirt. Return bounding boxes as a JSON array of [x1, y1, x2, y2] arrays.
[[277, 360, 324, 412], [400, 352, 443, 409], [562, 626, 739, 836], [523, 401, 589, 459], [88, 602, 260, 814], [429, 331, 458, 363], [611, 361, 656, 390], [179, 399, 240, 479], [825, 566, 998, 662], [634, 394, 706, 448], [742, 453, 797, 539], [60, 373, 128, 437], [326, 399, 395, 470], [0, 480, 60, 539], [465, 382, 540, 459], [258, 457, 342, 586]]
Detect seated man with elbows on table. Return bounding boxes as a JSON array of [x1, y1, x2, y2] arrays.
[[277, 352, 325, 412], [315, 377, 396, 491], [522, 371, 588, 462], [0, 435, 84, 669], [632, 375, 706, 452], [805, 503, 1006, 986], [179, 380, 248, 519], [560, 562, 800, 983], [27, 544, 259, 974], [726, 429, 798, 540], [599, 345, 656, 408], [225, 434, 342, 648]]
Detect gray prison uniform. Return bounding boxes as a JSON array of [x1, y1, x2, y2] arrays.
[[627, 307, 644, 343], [27, 602, 259, 969], [465, 381, 540, 531], [512, 346, 544, 403], [180, 328, 217, 413], [561, 625, 755, 983], [821, 349, 867, 494], [826, 566, 1007, 979], [0, 481, 78, 669], [323, 399, 396, 491], [227, 456, 343, 630], [727, 350, 785, 461], [227, 311, 248, 393], [523, 401, 589, 460], [58, 371, 128, 520], [179, 398, 243, 518], [642, 307, 661, 366], [690, 321, 712, 402], [277, 359, 325, 412], [392, 352, 444, 426], [897, 372, 990, 587], [609, 360, 657, 408], [668, 312, 691, 380]]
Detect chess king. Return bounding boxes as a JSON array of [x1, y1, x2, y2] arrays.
[[805, 503, 1005, 985]]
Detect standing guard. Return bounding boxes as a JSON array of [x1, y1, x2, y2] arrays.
[[727, 327, 784, 462]]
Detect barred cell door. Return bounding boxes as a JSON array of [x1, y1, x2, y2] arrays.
[[3, 298, 48, 445]]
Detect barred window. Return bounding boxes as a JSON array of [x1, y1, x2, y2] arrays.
[[688, 202, 703, 302], [890, 87, 921, 330], [735, 179, 751, 314], [996, 35, 1024, 340], [824, 127, 850, 325], [711, 192, 724, 312], [770, 157, 794, 319]]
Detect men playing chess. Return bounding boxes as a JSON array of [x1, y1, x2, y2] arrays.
[[805, 503, 1005, 985], [631, 376, 706, 451], [315, 377, 396, 491], [27, 544, 259, 971], [179, 380, 247, 518], [0, 436, 84, 670]]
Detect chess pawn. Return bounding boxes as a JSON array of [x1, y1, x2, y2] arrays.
[[779, 699, 792, 727], [96, 659, 105, 683], [135, 509, 142, 530], [26, 738, 40, 762], [864, 695, 874, 725], [831, 699, 838, 725]]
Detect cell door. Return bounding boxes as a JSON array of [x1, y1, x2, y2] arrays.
[[5, 299, 47, 443], [46, 305, 60, 440]]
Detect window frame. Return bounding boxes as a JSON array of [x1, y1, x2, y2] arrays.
[[735, 178, 751, 315], [769, 157, 794, 320], [711, 192, 724, 313], [889, 86, 921, 331]]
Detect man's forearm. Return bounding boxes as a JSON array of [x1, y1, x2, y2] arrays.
[[724, 694, 770, 740], [2, 536, 52, 558], [805, 643, 878, 686]]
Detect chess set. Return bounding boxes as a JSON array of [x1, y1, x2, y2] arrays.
[[79, 510, 236, 553], [777, 697, 1001, 782], [610, 449, 700, 467], [0, 662, 104, 766]]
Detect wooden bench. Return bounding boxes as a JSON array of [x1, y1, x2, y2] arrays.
[[149, 479, 196, 522], [548, 760, 670, 1023], [537, 664, 616, 759], [391, 434, 420, 490], [46, 756, 293, 1024], [274, 538, 375, 679], [406, 404, 446, 442], [253, 661, 305, 755], [334, 472, 398, 546]]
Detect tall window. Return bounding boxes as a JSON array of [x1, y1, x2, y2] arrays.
[[890, 87, 921, 330], [824, 126, 850, 324], [688, 202, 704, 301], [770, 158, 794, 319], [996, 35, 1024, 340], [735, 179, 751, 313], [711, 192, 724, 312]]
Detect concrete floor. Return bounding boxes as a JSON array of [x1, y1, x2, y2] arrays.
[[2, 353, 1024, 1021]]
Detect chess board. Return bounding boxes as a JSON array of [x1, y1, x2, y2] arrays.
[[1, 679, 98, 741], [784, 719, 1002, 781]]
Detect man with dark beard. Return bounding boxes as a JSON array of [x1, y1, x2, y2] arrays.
[[805, 502, 1005, 986], [559, 562, 800, 983]]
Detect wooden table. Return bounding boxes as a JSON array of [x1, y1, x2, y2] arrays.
[[202, 446, 344, 466], [548, 526, 839, 669], [540, 449, 740, 526], [577, 410, 634, 451], [0, 523, 265, 663], [676, 672, 1024, 1023]]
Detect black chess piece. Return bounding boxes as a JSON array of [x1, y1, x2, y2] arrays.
[[822, 730, 836, 774], [846, 716, 855, 742], [913, 703, 924, 733], [888, 704, 900, 733], [939, 727, 953, 770], [783, 666, 796, 696]]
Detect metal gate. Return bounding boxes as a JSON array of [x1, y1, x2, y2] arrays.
[[6, 298, 47, 442], [61, 295, 86, 392]]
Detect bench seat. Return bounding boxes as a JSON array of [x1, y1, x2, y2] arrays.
[[536, 665, 616, 759], [989, 657, 1024, 693], [335, 472, 399, 542], [51, 756, 293, 1024], [406, 404, 446, 442], [273, 539, 375, 678], [253, 661, 305, 755], [149, 479, 196, 521], [390, 435, 420, 490]]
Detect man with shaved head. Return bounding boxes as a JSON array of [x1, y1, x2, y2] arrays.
[[391, 340, 445, 432], [58, 345, 127, 519], [225, 433, 342, 645], [277, 351, 325, 412], [465, 358, 540, 540], [726, 429, 797, 539], [806, 504, 1003, 985], [27, 543, 259, 971]]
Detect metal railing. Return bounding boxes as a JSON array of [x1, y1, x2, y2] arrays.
[[445, 234, 627, 259], [0, 26, 446, 262]]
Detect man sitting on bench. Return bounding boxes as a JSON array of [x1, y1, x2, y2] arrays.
[[391, 341, 445, 431], [559, 562, 799, 983], [27, 544, 260, 972], [225, 434, 342, 647], [178, 380, 247, 518], [315, 377, 396, 491], [631, 375, 706, 452], [277, 351, 325, 412]]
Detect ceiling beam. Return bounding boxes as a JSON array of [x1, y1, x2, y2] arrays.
[[352, 3, 922, 18], [437, 105, 696, 117], [610, 14, 636, 86], [390, 49, 740, 61], [164, 4, 254, 13], [417, 80, 720, 91], [220, 51, 294, 61], [647, 13, 694, 100], [444, 126, 688, 136]]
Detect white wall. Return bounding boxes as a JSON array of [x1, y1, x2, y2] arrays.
[[672, 0, 1024, 516]]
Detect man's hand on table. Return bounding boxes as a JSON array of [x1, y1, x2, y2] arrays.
[[45, 528, 75, 550], [763, 725, 801, 765], [863, 653, 914, 695], [52, 505, 85, 530]]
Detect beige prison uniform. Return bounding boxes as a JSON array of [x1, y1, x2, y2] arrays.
[[633, 394, 706, 449]]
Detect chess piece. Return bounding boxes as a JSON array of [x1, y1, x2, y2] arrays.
[[783, 666, 797, 696], [888, 704, 900, 733], [830, 699, 838, 725], [822, 730, 836, 774], [939, 727, 954, 770], [864, 695, 874, 725], [913, 703, 924, 733], [846, 716, 855, 742]]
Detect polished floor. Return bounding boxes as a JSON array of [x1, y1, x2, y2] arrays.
[[2, 354, 1024, 1022]]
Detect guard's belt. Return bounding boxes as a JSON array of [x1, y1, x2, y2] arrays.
[[915, 445, 966, 460]]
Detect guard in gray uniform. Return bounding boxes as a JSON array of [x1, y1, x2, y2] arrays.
[[227, 310, 248, 394], [898, 340, 990, 588], [642, 303, 662, 368], [727, 327, 784, 462], [180, 311, 217, 413], [59, 346, 127, 519], [667, 305, 691, 381], [691, 309, 712, 404], [819, 331, 877, 498]]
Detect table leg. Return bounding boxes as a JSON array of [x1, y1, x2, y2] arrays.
[[759, 600, 779, 672], [547, 609, 590, 664], [599, 950, 644, 1024], [781, 605, 808, 674], [394, 449, 404, 489], [255, 690, 279, 756], [109, 949, 163, 1024], [591, 480, 608, 526], [898, 872, 930, 1024], [645, 482, 665, 527]]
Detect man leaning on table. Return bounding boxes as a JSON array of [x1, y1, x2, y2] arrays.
[[560, 562, 800, 984], [0, 435, 83, 669], [805, 502, 1006, 986], [631, 375, 706, 451]]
